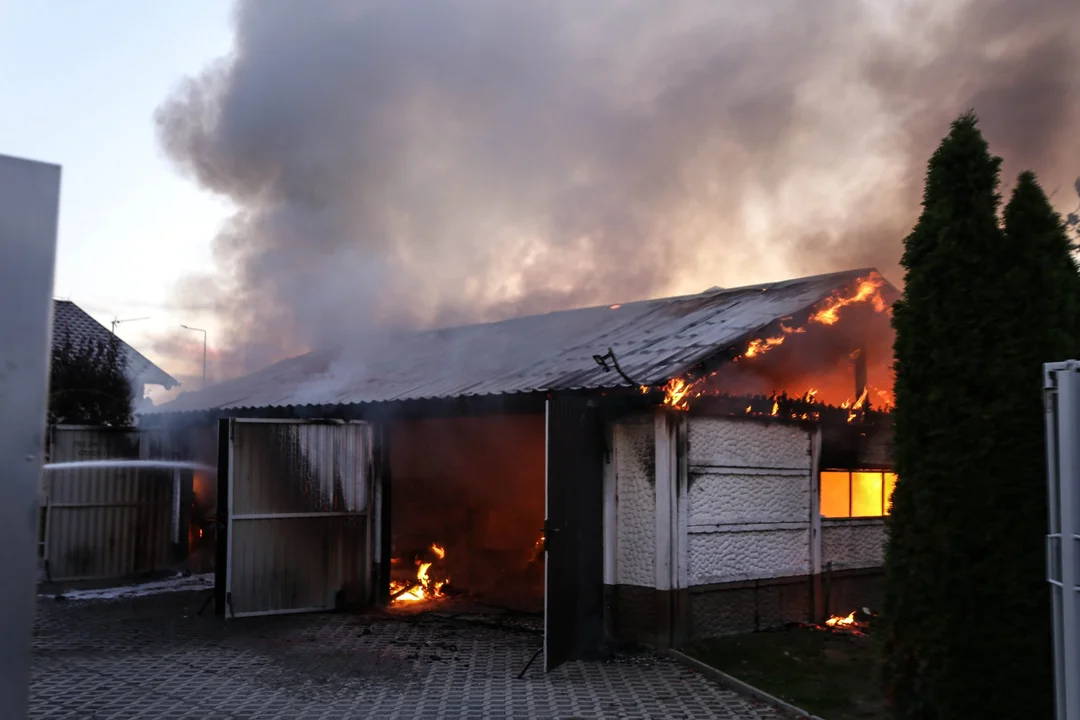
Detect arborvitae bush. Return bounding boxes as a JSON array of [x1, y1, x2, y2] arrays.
[[49, 330, 134, 427], [884, 113, 1075, 718]]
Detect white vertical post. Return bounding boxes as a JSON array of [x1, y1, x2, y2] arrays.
[[810, 428, 823, 577], [1046, 362, 1080, 720], [171, 469, 182, 545], [676, 415, 689, 591], [0, 154, 61, 717], [225, 419, 236, 616], [371, 426, 382, 604], [654, 410, 674, 593], [602, 423, 617, 587], [655, 410, 688, 645]]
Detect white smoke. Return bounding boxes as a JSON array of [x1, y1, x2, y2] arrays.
[[156, 0, 1080, 379]]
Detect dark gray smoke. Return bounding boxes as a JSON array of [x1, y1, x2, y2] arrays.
[[156, 0, 1080, 378]]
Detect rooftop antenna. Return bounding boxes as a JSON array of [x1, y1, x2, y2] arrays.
[[111, 316, 150, 334]]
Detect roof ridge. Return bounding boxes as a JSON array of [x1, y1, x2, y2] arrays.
[[143, 267, 892, 415]]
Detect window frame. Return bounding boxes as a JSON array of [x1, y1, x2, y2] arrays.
[[820, 468, 896, 519]]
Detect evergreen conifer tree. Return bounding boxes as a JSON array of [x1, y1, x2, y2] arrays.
[[49, 330, 134, 427], [884, 112, 1007, 718], [977, 171, 1080, 717], [886, 115, 1080, 719]]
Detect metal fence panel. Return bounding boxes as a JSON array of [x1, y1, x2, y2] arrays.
[[44, 427, 176, 581], [227, 420, 372, 617], [1044, 361, 1080, 720]]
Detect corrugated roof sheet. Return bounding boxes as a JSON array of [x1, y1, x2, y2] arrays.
[[144, 268, 887, 415], [53, 300, 178, 389]]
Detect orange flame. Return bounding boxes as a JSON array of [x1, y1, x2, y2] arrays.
[[820, 609, 872, 635], [736, 274, 886, 365], [810, 273, 887, 326], [873, 387, 895, 410], [842, 388, 869, 423], [742, 321, 805, 359], [662, 377, 696, 411], [664, 383, 859, 421], [654, 275, 890, 412], [390, 542, 450, 603]]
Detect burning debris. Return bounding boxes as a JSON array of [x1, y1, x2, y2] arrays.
[[646, 272, 895, 416], [390, 543, 451, 603], [672, 390, 893, 425], [819, 608, 875, 636]]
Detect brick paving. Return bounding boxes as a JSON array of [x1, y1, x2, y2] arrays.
[[30, 591, 779, 719]]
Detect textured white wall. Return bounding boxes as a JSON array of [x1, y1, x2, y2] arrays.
[[614, 421, 655, 587], [688, 528, 811, 583], [686, 417, 813, 585], [689, 470, 808, 525], [821, 519, 886, 570], [689, 417, 810, 470]]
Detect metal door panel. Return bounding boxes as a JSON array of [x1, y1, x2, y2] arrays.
[[545, 396, 605, 671], [224, 419, 373, 618]]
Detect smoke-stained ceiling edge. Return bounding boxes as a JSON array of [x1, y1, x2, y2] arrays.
[[139, 267, 893, 418]]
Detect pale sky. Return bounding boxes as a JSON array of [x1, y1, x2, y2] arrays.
[[0, 1, 234, 392]]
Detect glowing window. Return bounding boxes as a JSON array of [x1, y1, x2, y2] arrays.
[[820, 471, 851, 518], [820, 470, 895, 518]]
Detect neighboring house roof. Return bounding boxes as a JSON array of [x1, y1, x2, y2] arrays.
[[52, 300, 178, 389], [143, 268, 894, 416]]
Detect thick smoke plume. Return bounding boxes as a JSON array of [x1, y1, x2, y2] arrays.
[[157, 0, 1080, 378]]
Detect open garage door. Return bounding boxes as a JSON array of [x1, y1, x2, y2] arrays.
[[221, 419, 374, 618], [545, 396, 605, 671]]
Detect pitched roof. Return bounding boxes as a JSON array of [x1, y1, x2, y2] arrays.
[[143, 268, 892, 415], [52, 300, 178, 389]]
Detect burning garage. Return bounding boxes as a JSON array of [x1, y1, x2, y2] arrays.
[[138, 267, 899, 669]]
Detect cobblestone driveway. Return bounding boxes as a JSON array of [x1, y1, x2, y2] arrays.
[[30, 591, 778, 719]]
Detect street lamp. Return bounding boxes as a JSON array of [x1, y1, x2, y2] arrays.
[[111, 316, 150, 334], [180, 325, 207, 389]]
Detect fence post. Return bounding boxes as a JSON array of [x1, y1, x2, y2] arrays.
[[1045, 362, 1080, 720]]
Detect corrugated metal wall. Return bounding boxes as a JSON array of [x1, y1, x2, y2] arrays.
[[228, 421, 372, 616], [44, 426, 177, 582]]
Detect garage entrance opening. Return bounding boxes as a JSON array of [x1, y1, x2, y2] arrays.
[[389, 414, 546, 613]]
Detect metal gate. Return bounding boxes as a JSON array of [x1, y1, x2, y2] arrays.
[[44, 426, 179, 582], [1044, 362, 1080, 720], [224, 419, 374, 618], [544, 396, 605, 671]]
